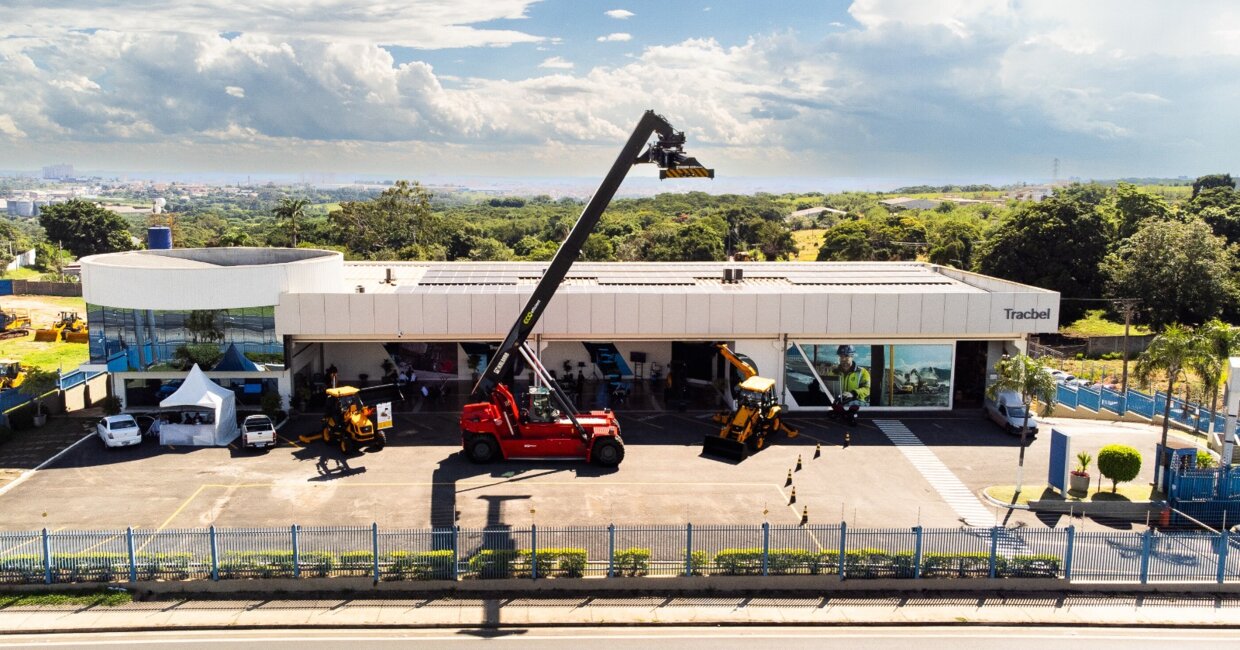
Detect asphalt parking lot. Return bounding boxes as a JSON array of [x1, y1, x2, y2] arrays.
[[0, 408, 1179, 533]]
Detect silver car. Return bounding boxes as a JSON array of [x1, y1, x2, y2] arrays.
[[97, 415, 143, 448]]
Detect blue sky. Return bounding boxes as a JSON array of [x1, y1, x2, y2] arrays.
[[1, 1, 1237, 187]]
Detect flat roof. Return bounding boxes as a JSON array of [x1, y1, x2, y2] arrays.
[[338, 261, 1048, 296]]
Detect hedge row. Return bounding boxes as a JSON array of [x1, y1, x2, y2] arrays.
[[0, 547, 1062, 583]]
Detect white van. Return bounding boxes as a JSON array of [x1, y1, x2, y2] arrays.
[[984, 390, 1039, 437]]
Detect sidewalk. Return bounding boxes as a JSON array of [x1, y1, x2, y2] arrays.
[[5, 592, 1240, 632]]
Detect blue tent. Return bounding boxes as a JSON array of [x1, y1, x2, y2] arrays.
[[212, 343, 260, 372]]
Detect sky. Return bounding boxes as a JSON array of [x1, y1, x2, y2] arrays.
[[2, 0, 1239, 188]]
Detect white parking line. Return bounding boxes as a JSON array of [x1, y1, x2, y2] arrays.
[[874, 419, 997, 529]]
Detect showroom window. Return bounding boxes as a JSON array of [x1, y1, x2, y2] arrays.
[[784, 341, 954, 409]]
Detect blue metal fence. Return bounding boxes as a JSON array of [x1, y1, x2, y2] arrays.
[[1058, 383, 1227, 434], [1099, 387, 1125, 414], [1076, 386, 1101, 412], [4, 522, 1237, 585]]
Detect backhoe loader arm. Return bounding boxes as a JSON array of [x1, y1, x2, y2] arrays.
[[716, 343, 758, 381]]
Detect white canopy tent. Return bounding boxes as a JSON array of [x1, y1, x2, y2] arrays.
[[157, 364, 239, 446]]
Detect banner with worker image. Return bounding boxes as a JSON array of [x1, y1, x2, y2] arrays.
[[784, 342, 954, 409], [375, 402, 393, 429]]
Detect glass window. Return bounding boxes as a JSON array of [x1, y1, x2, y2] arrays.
[[90, 305, 282, 370], [785, 341, 954, 409]]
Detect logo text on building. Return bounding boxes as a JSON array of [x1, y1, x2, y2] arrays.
[[1004, 308, 1051, 320]]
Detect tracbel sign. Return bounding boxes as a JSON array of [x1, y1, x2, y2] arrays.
[[1004, 308, 1052, 320]]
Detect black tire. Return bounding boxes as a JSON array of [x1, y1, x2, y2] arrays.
[[592, 437, 624, 467], [466, 435, 499, 463], [372, 430, 387, 451]]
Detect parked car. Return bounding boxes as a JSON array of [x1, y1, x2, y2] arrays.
[[97, 415, 143, 448], [984, 389, 1038, 437], [241, 414, 277, 449], [156, 380, 184, 399]]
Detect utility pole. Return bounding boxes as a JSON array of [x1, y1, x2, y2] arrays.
[[1117, 299, 1138, 394]]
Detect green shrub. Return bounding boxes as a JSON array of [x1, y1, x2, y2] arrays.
[[299, 551, 335, 577], [0, 554, 46, 584], [98, 395, 123, 416], [920, 552, 993, 578], [685, 550, 709, 576], [1004, 554, 1060, 578], [337, 550, 374, 576], [52, 553, 127, 582], [713, 548, 765, 575], [1098, 444, 1142, 492], [217, 550, 296, 579], [817, 548, 915, 578], [468, 549, 519, 578], [612, 547, 650, 576], [1197, 450, 1218, 469], [386, 550, 453, 580], [133, 552, 193, 580]]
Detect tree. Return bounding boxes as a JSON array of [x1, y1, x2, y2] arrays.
[[18, 368, 59, 421], [328, 181, 440, 259], [272, 198, 309, 248], [1097, 444, 1142, 492], [925, 218, 983, 268], [973, 198, 1111, 322], [817, 220, 873, 261], [1104, 219, 1238, 328], [1136, 324, 1202, 487], [1185, 319, 1240, 451], [37, 199, 135, 258], [985, 354, 1058, 494], [1106, 182, 1174, 241], [1192, 173, 1235, 199]]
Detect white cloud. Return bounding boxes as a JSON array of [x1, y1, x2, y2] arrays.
[[605, 9, 634, 19], [538, 56, 574, 69], [597, 33, 633, 42], [224, 86, 245, 98]]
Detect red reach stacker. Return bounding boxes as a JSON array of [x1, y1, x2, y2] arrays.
[[459, 110, 714, 467]]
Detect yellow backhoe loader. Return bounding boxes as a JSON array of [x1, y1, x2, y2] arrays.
[[0, 360, 26, 390], [703, 343, 798, 461], [300, 384, 403, 454]]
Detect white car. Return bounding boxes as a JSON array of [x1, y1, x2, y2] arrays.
[[97, 415, 143, 448], [984, 390, 1039, 437], [241, 414, 277, 449]]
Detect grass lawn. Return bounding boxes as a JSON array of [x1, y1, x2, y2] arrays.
[[0, 590, 132, 607], [2, 268, 44, 281], [1061, 309, 1152, 338], [793, 229, 825, 261], [985, 483, 1163, 506], [0, 332, 88, 372]]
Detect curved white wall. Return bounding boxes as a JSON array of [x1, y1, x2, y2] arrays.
[[82, 248, 344, 310]]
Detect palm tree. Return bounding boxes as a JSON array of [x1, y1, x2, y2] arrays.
[[986, 354, 1058, 494], [273, 198, 309, 248], [1136, 324, 1203, 487], [1187, 319, 1240, 463]]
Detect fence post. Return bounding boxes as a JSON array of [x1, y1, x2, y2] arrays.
[[988, 527, 999, 579], [209, 525, 218, 582], [126, 527, 137, 583], [684, 523, 693, 577], [839, 521, 847, 581], [371, 523, 380, 583], [41, 528, 52, 585], [1218, 528, 1229, 585], [1064, 525, 1075, 581], [1140, 529, 1152, 584], [531, 524, 538, 581], [913, 526, 923, 580], [761, 522, 770, 577], [452, 526, 460, 581], [291, 524, 300, 579], [607, 524, 615, 579]]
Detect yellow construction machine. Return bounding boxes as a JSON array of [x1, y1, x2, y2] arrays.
[[35, 311, 87, 343], [0, 309, 31, 340], [300, 384, 403, 454], [0, 360, 25, 390], [703, 344, 799, 460]]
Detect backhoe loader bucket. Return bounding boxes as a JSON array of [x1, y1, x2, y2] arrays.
[[63, 330, 89, 344], [33, 329, 60, 342], [702, 434, 749, 461]]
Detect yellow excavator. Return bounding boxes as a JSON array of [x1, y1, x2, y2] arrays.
[[300, 384, 403, 454], [0, 309, 31, 340], [703, 343, 799, 461], [0, 360, 25, 390], [34, 311, 87, 343]]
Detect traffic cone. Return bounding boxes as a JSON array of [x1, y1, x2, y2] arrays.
[[789, 487, 796, 505], [800, 506, 809, 526], [785, 469, 793, 486], [814, 443, 822, 459], [844, 432, 851, 448], [796, 455, 803, 471]]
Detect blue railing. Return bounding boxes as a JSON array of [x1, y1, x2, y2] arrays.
[[1099, 387, 1125, 415], [1, 522, 1238, 586], [1076, 386, 1101, 412], [1058, 384, 1226, 432]]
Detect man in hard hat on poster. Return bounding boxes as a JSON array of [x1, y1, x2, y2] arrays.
[[829, 345, 870, 425]]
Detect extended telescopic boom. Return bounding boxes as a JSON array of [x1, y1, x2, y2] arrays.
[[471, 110, 713, 405]]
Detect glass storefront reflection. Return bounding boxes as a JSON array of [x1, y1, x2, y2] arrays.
[[88, 304, 279, 371], [785, 341, 953, 409]]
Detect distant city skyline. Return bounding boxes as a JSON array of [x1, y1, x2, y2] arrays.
[[2, 1, 1238, 184]]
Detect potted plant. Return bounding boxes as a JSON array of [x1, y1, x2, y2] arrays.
[[1070, 451, 1092, 494], [18, 368, 60, 428]]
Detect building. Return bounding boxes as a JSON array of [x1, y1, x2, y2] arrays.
[[42, 163, 74, 180], [80, 248, 1060, 413]]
